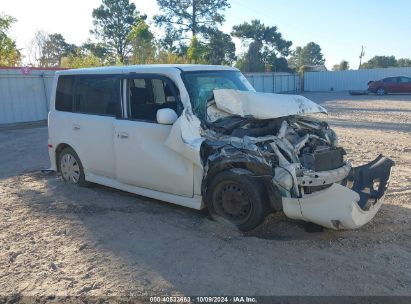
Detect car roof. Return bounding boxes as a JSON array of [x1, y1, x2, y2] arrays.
[[384, 76, 410, 79], [56, 64, 239, 75]]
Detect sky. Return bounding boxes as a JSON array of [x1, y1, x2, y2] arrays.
[[1, 0, 411, 69]]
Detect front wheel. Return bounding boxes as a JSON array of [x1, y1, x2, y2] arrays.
[[205, 171, 268, 231], [59, 147, 87, 186], [376, 87, 387, 96]]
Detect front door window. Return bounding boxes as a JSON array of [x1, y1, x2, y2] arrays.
[[127, 78, 179, 122]]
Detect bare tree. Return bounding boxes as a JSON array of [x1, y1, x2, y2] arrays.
[[26, 30, 48, 67]]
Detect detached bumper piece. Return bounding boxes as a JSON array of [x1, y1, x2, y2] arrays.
[[282, 155, 394, 230], [344, 154, 395, 211]]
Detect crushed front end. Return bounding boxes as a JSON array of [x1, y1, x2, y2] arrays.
[[198, 90, 394, 230]]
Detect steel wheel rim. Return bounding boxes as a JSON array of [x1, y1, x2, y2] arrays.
[[60, 153, 80, 183], [214, 181, 252, 224]]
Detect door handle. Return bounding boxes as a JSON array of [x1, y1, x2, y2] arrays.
[[117, 132, 129, 139], [73, 124, 80, 130]]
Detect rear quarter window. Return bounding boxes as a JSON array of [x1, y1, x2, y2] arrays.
[[55, 76, 75, 112]]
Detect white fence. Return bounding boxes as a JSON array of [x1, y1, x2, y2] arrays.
[[0, 68, 58, 124], [304, 67, 411, 91], [244, 73, 300, 93]]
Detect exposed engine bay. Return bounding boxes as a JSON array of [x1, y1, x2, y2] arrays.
[[166, 89, 394, 230], [201, 115, 349, 199]]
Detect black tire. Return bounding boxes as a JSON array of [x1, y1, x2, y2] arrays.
[[205, 170, 268, 231], [58, 147, 87, 186], [376, 87, 387, 96]]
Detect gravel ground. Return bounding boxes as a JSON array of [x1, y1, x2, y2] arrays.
[[0, 93, 410, 297]]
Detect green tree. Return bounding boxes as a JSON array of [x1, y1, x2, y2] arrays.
[[155, 50, 190, 64], [0, 13, 20, 66], [128, 19, 156, 64], [235, 41, 264, 72], [81, 40, 111, 64], [40, 33, 76, 67], [332, 60, 349, 71], [232, 19, 292, 72], [154, 0, 230, 51], [361, 55, 397, 69], [203, 29, 236, 65], [288, 42, 325, 70], [187, 36, 208, 63], [60, 49, 102, 68], [262, 51, 291, 72], [396, 58, 411, 67], [91, 0, 140, 63]]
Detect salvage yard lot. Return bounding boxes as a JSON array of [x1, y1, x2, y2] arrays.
[[0, 93, 410, 296]]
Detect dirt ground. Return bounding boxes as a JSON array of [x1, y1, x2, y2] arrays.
[[0, 92, 410, 297]]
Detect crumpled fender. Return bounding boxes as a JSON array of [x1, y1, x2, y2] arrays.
[[165, 109, 204, 168]]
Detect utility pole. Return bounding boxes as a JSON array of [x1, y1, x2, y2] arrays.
[[358, 45, 365, 69]]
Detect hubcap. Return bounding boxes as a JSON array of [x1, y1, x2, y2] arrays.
[[377, 88, 385, 95], [215, 182, 252, 223], [60, 153, 80, 183]]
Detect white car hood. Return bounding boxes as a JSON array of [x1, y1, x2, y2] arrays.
[[212, 89, 327, 120]]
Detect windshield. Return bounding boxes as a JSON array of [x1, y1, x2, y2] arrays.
[[182, 70, 255, 120]]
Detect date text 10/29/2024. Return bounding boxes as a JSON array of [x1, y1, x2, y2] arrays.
[[150, 296, 257, 303]]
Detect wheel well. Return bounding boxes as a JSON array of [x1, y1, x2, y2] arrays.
[[202, 162, 283, 212], [55, 143, 71, 172]]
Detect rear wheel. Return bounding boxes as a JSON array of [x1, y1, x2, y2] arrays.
[[206, 171, 268, 231], [376, 87, 387, 96], [59, 147, 87, 186]]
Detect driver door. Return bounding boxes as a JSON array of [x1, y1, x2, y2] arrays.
[[398, 76, 411, 93], [113, 75, 194, 197]]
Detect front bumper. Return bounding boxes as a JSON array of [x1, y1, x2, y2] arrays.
[[282, 155, 394, 229]]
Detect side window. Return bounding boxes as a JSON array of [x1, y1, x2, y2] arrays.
[[74, 76, 120, 116], [55, 76, 74, 112], [399, 77, 411, 83], [128, 78, 178, 122], [384, 78, 395, 83]]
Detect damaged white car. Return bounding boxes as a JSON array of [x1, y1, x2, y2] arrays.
[[48, 65, 394, 231]]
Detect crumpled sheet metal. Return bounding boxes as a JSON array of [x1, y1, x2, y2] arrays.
[[165, 108, 204, 167], [213, 89, 327, 120], [165, 90, 327, 170]]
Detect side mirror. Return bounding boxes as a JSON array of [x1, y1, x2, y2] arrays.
[[157, 108, 178, 125]]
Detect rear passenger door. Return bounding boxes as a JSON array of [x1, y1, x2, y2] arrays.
[[71, 75, 121, 178], [113, 75, 194, 197]]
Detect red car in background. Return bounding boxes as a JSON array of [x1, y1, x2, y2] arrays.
[[368, 76, 411, 95]]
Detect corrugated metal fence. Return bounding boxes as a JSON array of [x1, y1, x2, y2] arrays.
[[3, 67, 411, 124], [0, 68, 58, 124], [244, 72, 300, 93], [304, 67, 411, 91]]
